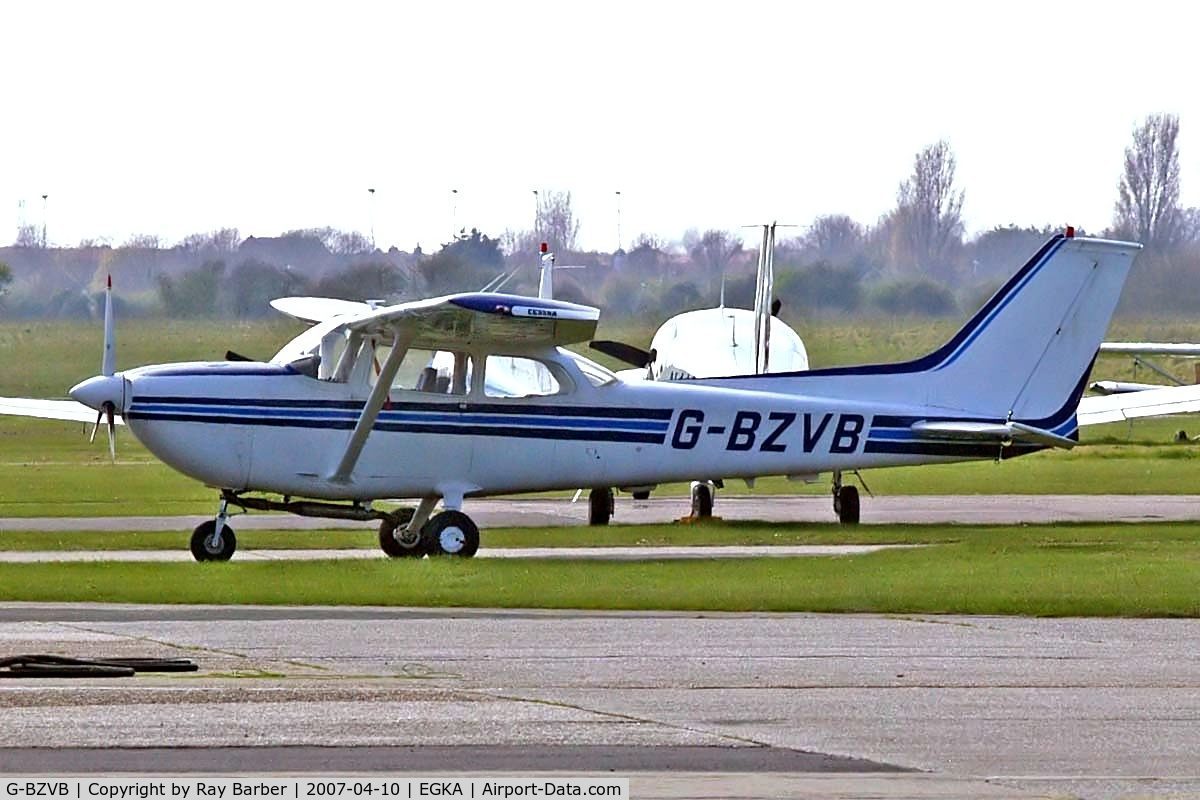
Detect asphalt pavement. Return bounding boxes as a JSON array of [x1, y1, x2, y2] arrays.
[[1, 604, 1198, 799]]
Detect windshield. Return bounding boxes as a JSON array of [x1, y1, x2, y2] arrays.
[[565, 349, 618, 387]]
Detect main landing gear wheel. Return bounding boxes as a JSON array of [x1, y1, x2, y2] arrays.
[[588, 488, 614, 526], [190, 520, 237, 562], [835, 485, 860, 525], [421, 510, 480, 558], [690, 482, 714, 519], [379, 516, 426, 558]]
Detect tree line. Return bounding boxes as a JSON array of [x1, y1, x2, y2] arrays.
[[2, 114, 1196, 320]]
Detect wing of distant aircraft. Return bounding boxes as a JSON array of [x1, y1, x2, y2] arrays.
[[1077, 384, 1200, 426], [0, 397, 124, 425], [1100, 342, 1200, 357]]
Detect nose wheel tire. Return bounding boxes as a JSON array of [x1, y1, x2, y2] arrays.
[[379, 516, 428, 558], [421, 510, 480, 558], [588, 488, 614, 526], [190, 521, 237, 562], [690, 483, 714, 519], [835, 485, 860, 525]]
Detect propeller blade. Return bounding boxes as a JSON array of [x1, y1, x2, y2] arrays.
[[89, 408, 103, 443], [589, 340, 654, 368], [101, 275, 116, 377], [104, 402, 116, 462]]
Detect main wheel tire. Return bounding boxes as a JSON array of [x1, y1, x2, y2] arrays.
[[379, 516, 426, 558], [588, 488, 614, 526], [690, 483, 714, 518], [190, 520, 237, 562], [837, 485, 861, 525], [421, 510, 480, 557], [631, 490, 651, 501]]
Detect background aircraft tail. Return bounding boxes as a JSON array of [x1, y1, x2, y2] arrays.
[[717, 232, 1141, 425]]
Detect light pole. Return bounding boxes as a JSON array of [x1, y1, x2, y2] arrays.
[[41, 194, 48, 248], [615, 190, 623, 252], [367, 188, 376, 250], [451, 188, 459, 239]]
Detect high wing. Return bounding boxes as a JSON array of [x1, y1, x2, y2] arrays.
[[1077, 384, 1200, 426], [1100, 342, 1200, 357], [0, 397, 125, 425], [326, 292, 600, 483], [334, 292, 599, 348]]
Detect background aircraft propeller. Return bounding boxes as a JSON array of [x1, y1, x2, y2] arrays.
[[589, 340, 655, 369]]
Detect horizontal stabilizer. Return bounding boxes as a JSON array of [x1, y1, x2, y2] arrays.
[[1078, 384, 1200, 426], [911, 420, 1076, 449]]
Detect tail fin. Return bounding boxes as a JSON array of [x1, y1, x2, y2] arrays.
[[918, 234, 1139, 420], [722, 233, 1141, 424]]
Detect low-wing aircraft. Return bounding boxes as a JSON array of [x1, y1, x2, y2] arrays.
[[3, 230, 1142, 561], [589, 223, 811, 520]]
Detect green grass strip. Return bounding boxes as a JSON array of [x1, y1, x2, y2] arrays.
[[1, 523, 1198, 616]]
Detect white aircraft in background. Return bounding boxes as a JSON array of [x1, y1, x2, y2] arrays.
[[589, 223, 812, 521], [1089, 342, 1200, 395], [1, 231, 1165, 562], [1074, 341, 1200, 427]]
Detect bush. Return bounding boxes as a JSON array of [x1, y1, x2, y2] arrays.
[[777, 261, 863, 312], [868, 278, 957, 316]]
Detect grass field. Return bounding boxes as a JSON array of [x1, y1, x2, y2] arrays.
[[5, 317, 1200, 516], [5, 315, 1200, 617], [0, 522, 1196, 616]]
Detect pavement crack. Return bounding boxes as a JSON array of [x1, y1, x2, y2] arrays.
[[469, 688, 781, 749]]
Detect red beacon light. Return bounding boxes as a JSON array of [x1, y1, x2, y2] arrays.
[[1065, 225, 1075, 238]]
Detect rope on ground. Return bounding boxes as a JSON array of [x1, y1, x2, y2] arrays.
[[0, 654, 199, 678]]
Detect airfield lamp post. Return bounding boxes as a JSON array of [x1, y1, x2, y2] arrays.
[[367, 188, 376, 250], [451, 188, 459, 239], [615, 190, 623, 251], [41, 193, 48, 248]]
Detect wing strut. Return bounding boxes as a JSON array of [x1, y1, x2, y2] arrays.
[[328, 330, 414, 483]]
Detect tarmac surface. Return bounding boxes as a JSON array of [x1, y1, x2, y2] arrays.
[[3, 493, 1200, 533], [1, 604, 1198, 799]]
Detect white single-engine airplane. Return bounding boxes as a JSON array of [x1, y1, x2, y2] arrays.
[[2, 231, 1142, 561]]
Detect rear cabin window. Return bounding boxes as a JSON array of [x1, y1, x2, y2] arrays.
[[373, 347, 472, 395]]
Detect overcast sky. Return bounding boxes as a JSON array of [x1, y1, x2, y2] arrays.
[[3, 0, 1197, 252]]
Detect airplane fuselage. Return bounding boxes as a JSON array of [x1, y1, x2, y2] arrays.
[[119, 350, 1019, 503]]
